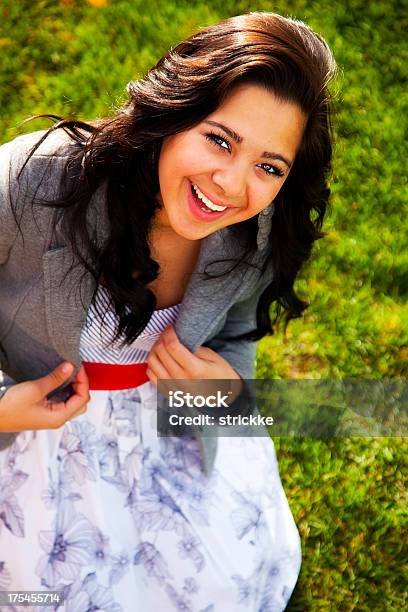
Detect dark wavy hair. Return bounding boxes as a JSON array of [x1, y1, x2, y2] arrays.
[[20, 11, 338, 345]]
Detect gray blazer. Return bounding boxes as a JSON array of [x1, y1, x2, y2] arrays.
[[0, 130, 273, 475]]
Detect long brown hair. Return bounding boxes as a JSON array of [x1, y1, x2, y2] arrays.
[[19, 11, 338, 344]]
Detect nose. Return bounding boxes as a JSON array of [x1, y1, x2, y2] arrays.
[[211, 161, 248, 201]]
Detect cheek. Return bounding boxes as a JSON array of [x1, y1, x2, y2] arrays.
[[159, 137, 186, 181], [252, 184, 279, 212], [161, 136, 214, 181], [159, 152, 194, 186]]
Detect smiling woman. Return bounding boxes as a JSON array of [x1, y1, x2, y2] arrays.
[[0, 11, 337, 612], [155, 84, 307, 239]]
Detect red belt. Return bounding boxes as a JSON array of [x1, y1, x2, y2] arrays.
[[82, 361, 149, 391]]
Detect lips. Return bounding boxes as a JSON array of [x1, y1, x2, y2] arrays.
[[191, 183, 230, 209], [187, 180, 230, 221]]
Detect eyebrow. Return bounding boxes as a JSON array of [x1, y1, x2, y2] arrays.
[[203, 120, 293, 169]]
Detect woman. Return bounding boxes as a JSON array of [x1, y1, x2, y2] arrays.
[[0, 11, 337, 612]]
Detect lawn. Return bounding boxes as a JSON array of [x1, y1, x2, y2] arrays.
[[0, 0, 406, 609]]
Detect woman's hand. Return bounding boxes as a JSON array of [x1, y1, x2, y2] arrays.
[[0, 363, 90, 432], [147, 325, 240, 381], [146, 325, 243, 402]]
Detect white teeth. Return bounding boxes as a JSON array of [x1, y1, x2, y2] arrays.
[[192, 184, 227, 211]]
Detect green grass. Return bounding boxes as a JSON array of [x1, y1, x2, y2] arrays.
[[277, 437, 407, 610], [1, 0, 407, 609]]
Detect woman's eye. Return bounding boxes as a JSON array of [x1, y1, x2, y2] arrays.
[[258, 164, 285, 178], [205, 132, 231, 152], [205, 131, 285, 178]]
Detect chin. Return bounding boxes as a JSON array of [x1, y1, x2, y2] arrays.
[[167, 216, 203, 240], [175, 226, 207, 241]]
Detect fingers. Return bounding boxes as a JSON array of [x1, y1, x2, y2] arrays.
[[146, 357, 167, 386], [147, 350, 180, 381], [40, 364, 90, 428], [70, 365, 90, 400], [63, 388, 90, 416], [43, 394, 89, 428], [148, 326, 203, 378], [34, 362, 75, 400], [0, 362, 92, 432], [193, 346, 220, 362]]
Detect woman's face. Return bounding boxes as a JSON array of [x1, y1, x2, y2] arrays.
[[155, 83, 307, 240]]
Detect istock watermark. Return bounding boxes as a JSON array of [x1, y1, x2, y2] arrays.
[[168, 389, 233, 408], [156, 378, 408, 438], [167, 412, 274, 428], [157, 378, 267, 437]]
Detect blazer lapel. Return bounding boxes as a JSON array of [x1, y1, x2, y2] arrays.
[[174, 227, 265, 352], [43, 187, 265, 363], [42, 184, 109, 365], [42, 245, 95, 366]]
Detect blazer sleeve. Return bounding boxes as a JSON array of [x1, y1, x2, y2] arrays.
[[0, 132, 58, 394], [203, 303, 257, 380], [0, 140, 19, 264], [0, 370, 18, 447], [202, 267, 273, 380], [0, 141, 19, 443]]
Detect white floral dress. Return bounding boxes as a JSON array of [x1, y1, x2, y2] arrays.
[[0, 286, 301, 612]]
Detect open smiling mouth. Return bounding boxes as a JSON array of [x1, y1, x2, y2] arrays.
[[188, 181, 230, 220]]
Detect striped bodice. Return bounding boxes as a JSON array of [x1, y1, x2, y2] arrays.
[[79, 285, 181, 364]]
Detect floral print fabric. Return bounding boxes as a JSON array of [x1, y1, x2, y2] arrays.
[[0, 298, 301, 611]]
